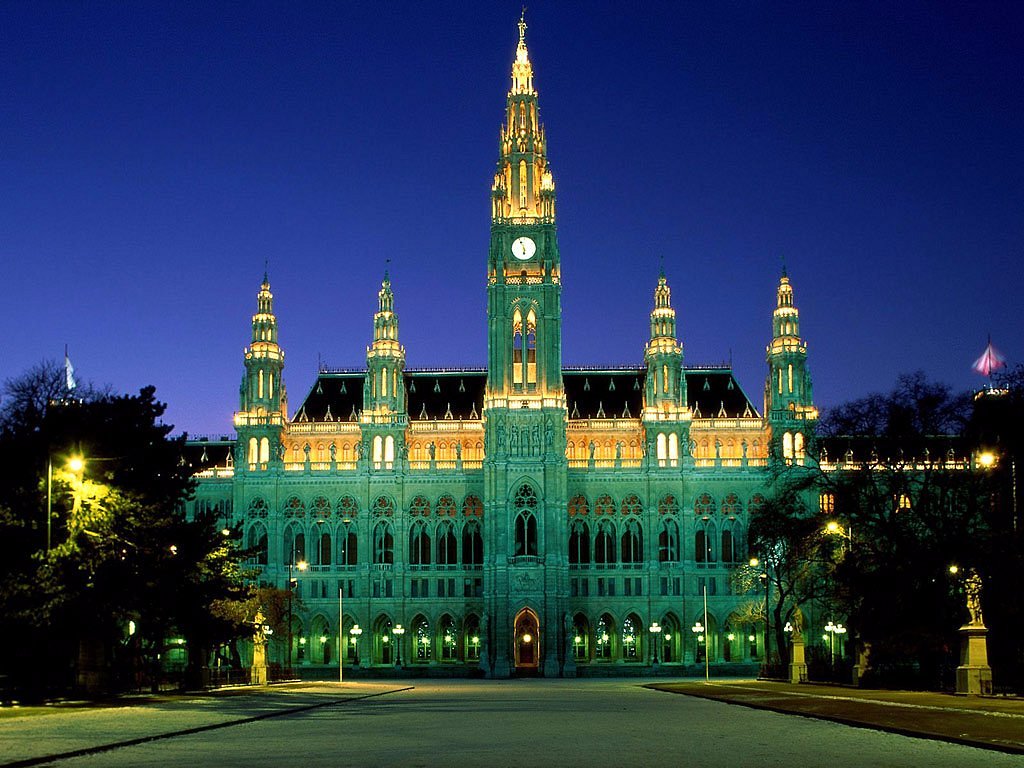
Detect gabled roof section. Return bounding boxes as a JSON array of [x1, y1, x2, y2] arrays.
[[294, 372, 365, 423], [687, 367, 761, 419], [182, 436, 235, 472]]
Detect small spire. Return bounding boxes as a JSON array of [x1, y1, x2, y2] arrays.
[[519, 7, 527, 44], [263, 257, 269, 285], [780, 253, 787, 279]]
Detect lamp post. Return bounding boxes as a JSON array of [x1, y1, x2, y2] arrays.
[[393, 624, 405, 667], [45, 454, 84, 552], [649, 622, 662, 665], [691, 621, 704, 664], [349, 624, 363, 666], [286, 558, 308, 675], [750, 557, 771, 670], [824, 621, 847, 666]]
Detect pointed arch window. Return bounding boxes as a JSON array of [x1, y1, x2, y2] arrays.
[[620, 519, 643, 564], [384, 435, 395, 466], [526, 309, 537, 386], [409, 521, 432, 566], [595, 615, 613, 660], [317, 530, 332, 566], [247, 437, 258, 467], [513, 484, 539, 557], [658, 518, 679, 562], [284, 525, 305, 565], [657, 433, 667, 464], [518, 159, 528, 209], [782, 432, 794, 461], [436, 520, 457, 566], [568, 519, 591, 565], [721, 528, 735, 563], [247, 523, 268, 565], [594, 519, 616, 565], [695, 524, 716, 563], [373, 435, 383, 465], [259, 437, 270, 465], [373, 521, 394, 565], [669, 433, 679, 465], [512, 309, 524, 387], [462, 520, 483, 567], [339, 521, 357, 566], [258, 369, 265, 399]]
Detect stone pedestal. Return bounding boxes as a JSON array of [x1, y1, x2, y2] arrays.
[[788, 636, 807, 685], [956, 625, 993, 695], [251, 640, 268, 686]]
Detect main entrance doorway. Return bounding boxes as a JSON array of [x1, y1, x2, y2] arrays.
[[514, 608, 540, 671]]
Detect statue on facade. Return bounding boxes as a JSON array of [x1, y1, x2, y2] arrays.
[[545, 418, 554, 448], [428, 442, 436, 461], [714, 439, 722, 460], [355, 441, 364, 460], [510, 429, 519, 453], [688, 439, 697, 457], [741, 439, 748, 460], [455, 442, 462, 461], [496, 422, 506, 450], [614, 441, 623, 461], [276, 441, 286, 461], [965, 569, 984, 627], [588, 441, 596, 461], [303, 443, 311, 461], [329, 442, 337, 462]]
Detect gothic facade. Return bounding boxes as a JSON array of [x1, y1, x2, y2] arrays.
[[188, 19, 818, 677]]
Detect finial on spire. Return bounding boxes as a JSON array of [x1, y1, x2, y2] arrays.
[[780, 253, 787, 279], [263, 257, 269, 285], [519, 6, 527, 43], [658, 253, 665, 279]]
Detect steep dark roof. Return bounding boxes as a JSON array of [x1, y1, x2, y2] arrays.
[[563, 367, 759, 420], [818, 434, 968, 464], [295, 366, 759, 422], [181, 437, 235, 471]]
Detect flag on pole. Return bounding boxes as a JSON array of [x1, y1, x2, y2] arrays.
[[972, 337, 1006, 378], [64, 345, 77, 391]]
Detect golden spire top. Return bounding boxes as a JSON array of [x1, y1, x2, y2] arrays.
[[511, 11, 534, 94]]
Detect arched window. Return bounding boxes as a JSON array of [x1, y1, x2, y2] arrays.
[[595, 519, 616, 564], [658, 494, 679, 516], [373, 521, 394, 565], [595, 615, 613, 660], [512, 309, 523, 386], [436, 520, 457, 566], [657, 433, 667, 463], [439, 615, 458, 662], [462, 495, 484, 518], [695, 525, 716, 563], [669, 433, 679, 464], [721, 493, 741, 518], [247, 523, 268, 564], [259, 437, 270, 464], [568, 519, 590, 565], [284, 496, 305, 518], [409, 495, 431, 517], [464, 615, 481, 661], [594, 494, 615, 516], [414, 617, 431, 662], [338, 521, 357, 566], [658, 518, 679, 563], [620, 519, 642, 563], [721, 529, 734, 563], [526, 309, 537, 386], [568, 494, 589, 517], [462, 520, 483, 567], [622, 615, 639, 660], [247, 497, 269, 518], [572, 614, 590, 662], [258, 369, 264, 398], [782, 432, 794, 460], [284, 525, 305, 565], [409, 521, 431, 565], [436, 494, 457, 517], [694, 493, 715, 517], [317, 531, 332, 566], [794, 432, 805, 460], [337, 495, 358, 522], [819, 493, 836, 514], [621, 494, 642, 516], [749, 494, 766, 517], [513, 484, 539, 557], [247, 437, 257, 466], [384, 435, 395, 464]]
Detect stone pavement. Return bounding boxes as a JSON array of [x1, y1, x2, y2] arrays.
[[0, 682, 407, 767], [648, 679, 1024, 755]]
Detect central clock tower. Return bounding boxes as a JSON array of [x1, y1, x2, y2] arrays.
[[483, 15, 568, 679]]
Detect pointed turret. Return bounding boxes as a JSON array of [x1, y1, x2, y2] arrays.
[[363, 273, 407, 420], [491, 13, 556, 223], [642, 273, 689, 468], [236, 273, 287, 470], [765, 270, 817, 463]]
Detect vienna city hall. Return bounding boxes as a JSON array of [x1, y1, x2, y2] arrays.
[[188, 19, 818, 678]]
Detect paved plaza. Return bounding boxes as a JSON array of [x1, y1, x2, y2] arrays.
[[2, 679, 1023, 767]]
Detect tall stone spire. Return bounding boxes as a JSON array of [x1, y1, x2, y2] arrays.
[[364, 273, 406, 419], [236, 273, 287, 470], [765, 271, 816, 463], [491, 13, 556, 222], [643, 273, 688, 433]]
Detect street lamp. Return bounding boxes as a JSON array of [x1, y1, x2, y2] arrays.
[[349, 624, 363, 666], [649, 622, 662, 665], [287, 558, 308, 674], [45, 453, 85, 551], [691, 620, 705, 664], [393, 624, 405, 667], [750, 556, 771, 670], [824, 621, 847, 664]]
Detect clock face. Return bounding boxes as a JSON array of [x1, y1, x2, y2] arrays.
[[511, 236, 537, 261]]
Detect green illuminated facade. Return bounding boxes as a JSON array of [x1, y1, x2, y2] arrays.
[[188, 19, 818, 677]]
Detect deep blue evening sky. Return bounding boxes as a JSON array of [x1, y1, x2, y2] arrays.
[[3, 2, 1021, 436]]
